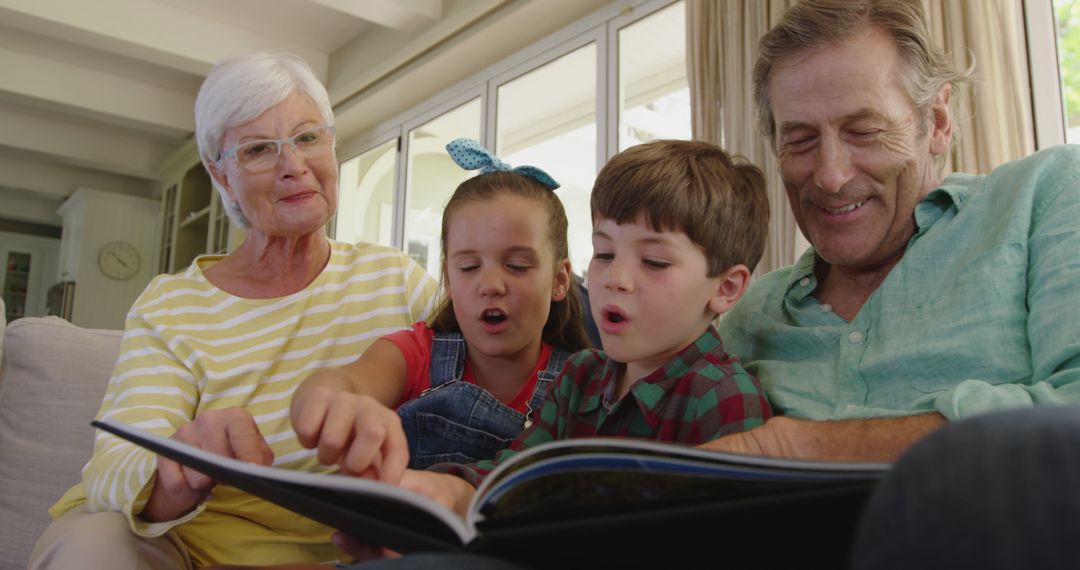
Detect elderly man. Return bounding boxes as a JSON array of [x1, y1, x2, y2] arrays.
[[706, 0, 1080, 568], [707, 0, 1080, 461]]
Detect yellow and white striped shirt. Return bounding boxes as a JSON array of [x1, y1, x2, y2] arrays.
[[50, 240, 437, 566]]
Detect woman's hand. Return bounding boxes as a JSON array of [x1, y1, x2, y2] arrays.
[[141, 406, 274, 522], [291, 376, 410, 485]]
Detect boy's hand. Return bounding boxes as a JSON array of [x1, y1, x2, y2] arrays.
[[291, 376, 410, 484], [399, 469, 477, 519]]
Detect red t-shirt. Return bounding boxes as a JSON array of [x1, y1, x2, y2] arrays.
[[383, 322, 554, 414]]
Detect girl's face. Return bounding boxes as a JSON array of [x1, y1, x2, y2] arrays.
[[445, 192, 571, 362]]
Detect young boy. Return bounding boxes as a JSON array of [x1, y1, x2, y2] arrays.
[[402, 139, 774, 515]]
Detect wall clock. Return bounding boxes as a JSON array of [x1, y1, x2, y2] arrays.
[[98, 241, 141, 281]]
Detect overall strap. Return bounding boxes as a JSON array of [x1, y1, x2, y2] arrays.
[[524, 347, 572, 426], [427, 331, 467, 389]]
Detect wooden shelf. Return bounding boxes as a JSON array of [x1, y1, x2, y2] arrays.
[[180, 205, 211, 228], [158, 154, 232, 273]]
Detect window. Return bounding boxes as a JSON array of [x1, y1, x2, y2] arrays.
[[1027, 0, 1072, 147], [403, 98, 482, 276], [337, 0, 690, 273], [337, 139, 398, 247], [617, 0, 690, 150], [496, 43, 598, 273], [1056, 0, 1080, 142]]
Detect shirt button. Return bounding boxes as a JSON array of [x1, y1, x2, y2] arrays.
[[821, 303, 832, 313], [848, 331, 864, 344], [799, 277, 811, 287]]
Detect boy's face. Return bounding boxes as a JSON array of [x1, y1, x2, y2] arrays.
[[588, 215, 738, 383]]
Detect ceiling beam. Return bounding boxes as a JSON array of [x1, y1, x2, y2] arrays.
[[0, 0, 329, 80], [0, 43, 195, 135], [0, 188, 64, 225], [0, 154, 156, 200], [0, 106, 173, 180], [312, 0, 442, 32], [331, 0, 610, 140], [328, 0, 506, 106]]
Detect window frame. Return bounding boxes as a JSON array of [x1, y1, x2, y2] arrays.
[[1025, 0, 1068, 148], [334, 0, 682, 250]]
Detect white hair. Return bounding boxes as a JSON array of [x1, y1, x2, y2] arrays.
[[194, 52, 334, 229]]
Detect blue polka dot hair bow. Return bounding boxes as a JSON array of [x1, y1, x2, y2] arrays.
[[445, 138, 560, 190]]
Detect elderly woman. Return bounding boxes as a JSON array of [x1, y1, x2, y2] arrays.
[[28, 53, 436, 569]]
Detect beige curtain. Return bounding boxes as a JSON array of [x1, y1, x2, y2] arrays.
[[687, 0, 1034, 273], [923, 0, 1035, 174], [688, 0, 799, 276]]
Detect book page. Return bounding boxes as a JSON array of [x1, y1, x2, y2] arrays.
[[468, 437, 889, 522], [92, 419, 477, 550]]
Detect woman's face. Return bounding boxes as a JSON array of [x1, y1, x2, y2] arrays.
[[211, 91, 338, 239]]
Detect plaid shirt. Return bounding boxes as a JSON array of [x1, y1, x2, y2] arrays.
[[431, 326, 772, 487]]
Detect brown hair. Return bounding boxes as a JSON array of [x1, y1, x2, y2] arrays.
[[591, 139, 769, 277], [754, 0, 971, 147], [429, 171, 591, 352]]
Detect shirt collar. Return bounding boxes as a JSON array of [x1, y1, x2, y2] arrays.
[[782, 181, 969, 298], [585, 327, 728, 425], [913, 181, 968, 237]]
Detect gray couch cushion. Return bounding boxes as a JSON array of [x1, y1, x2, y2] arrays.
[[0, 317, 121, 570]]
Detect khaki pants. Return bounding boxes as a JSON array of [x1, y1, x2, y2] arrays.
[[28, 505, 193, 570]]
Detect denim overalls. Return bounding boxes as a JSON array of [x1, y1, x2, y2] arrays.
[[397, 331, 570, 469]]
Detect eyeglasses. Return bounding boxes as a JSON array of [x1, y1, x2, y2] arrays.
[[218, 125, 336, 173]]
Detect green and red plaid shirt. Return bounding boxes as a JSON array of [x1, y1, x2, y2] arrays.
[[431, 326, 772, 487]]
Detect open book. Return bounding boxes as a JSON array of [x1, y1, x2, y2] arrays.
[[93, 418, 890, 566]]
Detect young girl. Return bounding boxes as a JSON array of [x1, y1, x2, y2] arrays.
[[290, 138, 590, 482]]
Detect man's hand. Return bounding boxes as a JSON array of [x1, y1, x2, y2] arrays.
[[700, 413, 947, 462], [141, 407, 274, 522]]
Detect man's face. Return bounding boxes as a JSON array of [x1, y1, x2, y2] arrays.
[[768, 26, 951, 272]]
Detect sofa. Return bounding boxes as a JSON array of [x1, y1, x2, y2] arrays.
[[0, 316, 122, 570]]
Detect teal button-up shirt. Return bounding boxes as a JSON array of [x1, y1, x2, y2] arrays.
[[718, 144, 1080, 421]]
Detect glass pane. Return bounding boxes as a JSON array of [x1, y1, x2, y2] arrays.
[[496, 43, 597, 276], [210, 194, 230, 254], [618, 1, 690, 151], [337, 138, 399, 247], [1056, 0, 1080, 142], [4, 251, 31, 321], [404, 99, 482, 277], [159, 185, 176, 273]]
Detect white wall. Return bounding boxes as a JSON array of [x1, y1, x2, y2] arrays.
[[57, 189, 159, 330]]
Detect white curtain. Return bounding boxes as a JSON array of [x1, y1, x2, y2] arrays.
[[687, 0, 1035, 273]]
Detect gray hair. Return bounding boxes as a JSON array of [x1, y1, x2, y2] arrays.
[[753, 0, 972, 149], [194, 52, 334, 229]]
